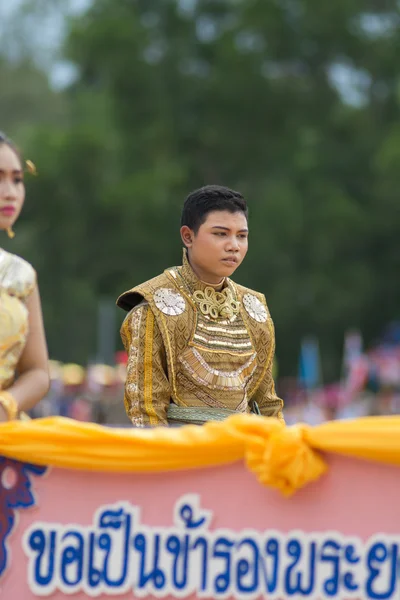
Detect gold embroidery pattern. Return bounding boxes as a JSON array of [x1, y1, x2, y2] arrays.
[[193, 333, 252, 349], [176, 373, 229, 409], [180, 347, 257, 391], [157, 309, 185, 405], [122, 309, 144, 427], [236, 394, 250, 413], [191, 311, 254, 355], [197, 322, 248, 335], [143, 309, 159, 426], [247, 316, 275, 397], [193, 287, 240, 320]]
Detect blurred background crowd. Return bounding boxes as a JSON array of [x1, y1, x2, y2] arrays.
[[1, 0, 399, 426]]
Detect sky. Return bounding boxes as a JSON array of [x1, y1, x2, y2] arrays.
[[0, 0, 92, 88]]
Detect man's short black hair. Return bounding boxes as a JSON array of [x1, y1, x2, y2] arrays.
[[181, 185, 248, 234]]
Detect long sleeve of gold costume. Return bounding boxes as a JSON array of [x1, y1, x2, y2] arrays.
[[252, 325, 285, 422], [120, 303, 171, 427]]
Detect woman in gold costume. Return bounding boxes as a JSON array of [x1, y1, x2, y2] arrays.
[[0, 132, 49, 422]]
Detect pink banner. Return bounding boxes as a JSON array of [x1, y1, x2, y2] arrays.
[[1, 454, 399, 598]]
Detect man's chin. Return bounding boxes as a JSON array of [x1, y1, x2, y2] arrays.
[[219, 262, 239, 276]]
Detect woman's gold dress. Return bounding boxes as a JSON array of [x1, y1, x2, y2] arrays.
[[0, 248, 36, 393]]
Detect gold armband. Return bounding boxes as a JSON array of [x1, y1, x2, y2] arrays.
[[0, 391, 18, 420]]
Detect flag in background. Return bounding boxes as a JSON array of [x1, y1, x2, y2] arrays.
[[298, 336, 322, 390]]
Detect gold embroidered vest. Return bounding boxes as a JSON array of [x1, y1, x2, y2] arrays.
[[118, 253, 275, 412]]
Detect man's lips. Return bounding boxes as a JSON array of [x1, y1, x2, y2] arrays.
[[221, 256, 238, 264]]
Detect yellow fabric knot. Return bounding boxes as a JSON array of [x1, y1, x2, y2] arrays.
[[244, 421, 328, 497]]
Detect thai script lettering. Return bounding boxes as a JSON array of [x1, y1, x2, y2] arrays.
[[22, 494, 399, 598]]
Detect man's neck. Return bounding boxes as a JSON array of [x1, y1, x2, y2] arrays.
[[187, 258, 225, 288]]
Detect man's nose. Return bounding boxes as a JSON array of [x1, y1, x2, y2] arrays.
[[226, 236, 239, 251]]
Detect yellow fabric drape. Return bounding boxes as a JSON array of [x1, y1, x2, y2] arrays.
[[1, 414, 400, 496]]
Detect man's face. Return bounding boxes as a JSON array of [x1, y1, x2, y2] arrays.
[[181, 210, 249, 284]]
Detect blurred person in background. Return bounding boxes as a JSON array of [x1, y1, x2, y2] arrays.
[[117, 185, 284, 427], [90, 364, 129, 426], [60, 363, 90, 420], [0, 132, 49, 422], [369, 386, 397, 417]]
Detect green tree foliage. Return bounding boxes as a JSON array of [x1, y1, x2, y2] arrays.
[[2, 0, 399, 377]]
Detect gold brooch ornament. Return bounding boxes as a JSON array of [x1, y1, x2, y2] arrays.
[[193, 287, 240, 320], [154, 288, 186, 316], [243, 293, 268, 323]]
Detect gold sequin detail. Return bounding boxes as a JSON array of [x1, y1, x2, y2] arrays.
[[193, 333, 252, 349], [191, 310, 254, 355], [197, 322, 248, 335], [180, 347, 257, 390]]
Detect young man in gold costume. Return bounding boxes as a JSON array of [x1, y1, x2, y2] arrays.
[[117, 185, 284, 426]]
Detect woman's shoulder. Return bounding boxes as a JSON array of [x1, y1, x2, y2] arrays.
[[0, 249, 36, 299]]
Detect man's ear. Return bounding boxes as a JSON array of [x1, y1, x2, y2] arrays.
[[180, 225, 194, 248]]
